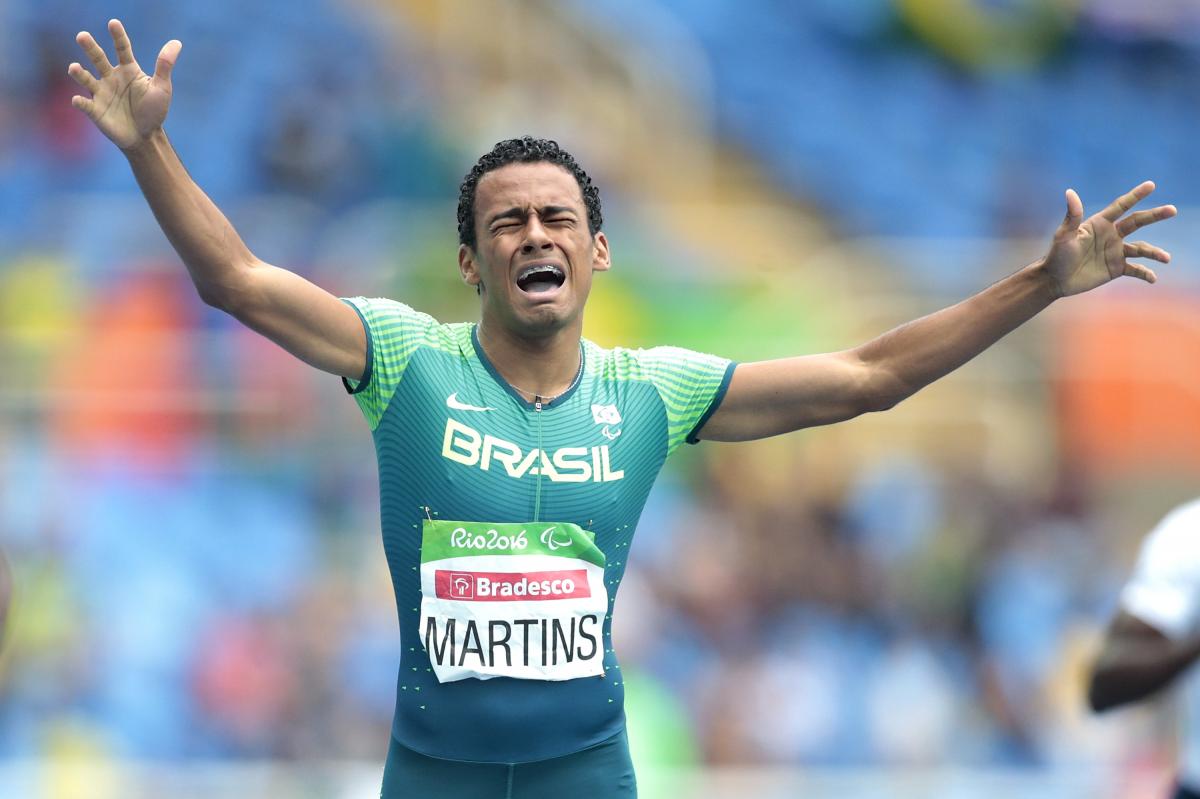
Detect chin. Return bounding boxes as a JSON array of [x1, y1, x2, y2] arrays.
[[521, 308, 569, 334], [511, 300, 580, 337], [485, 291, 580, 338]]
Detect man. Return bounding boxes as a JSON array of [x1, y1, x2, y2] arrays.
[[1089, 501, 1200, 799], [69, 18, 1175, 798]]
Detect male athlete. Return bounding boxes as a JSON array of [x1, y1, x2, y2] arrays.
[[1089, 501, 1200, 799], [70, 19, 1176, 798]]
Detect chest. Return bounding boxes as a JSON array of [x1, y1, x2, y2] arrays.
[[382, 360, 666, 494]]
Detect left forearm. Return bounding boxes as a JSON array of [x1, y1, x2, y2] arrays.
[[856, 260, 1058, 408]]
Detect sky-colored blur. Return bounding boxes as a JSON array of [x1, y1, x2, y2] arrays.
[[3, 0, 1200, 797]]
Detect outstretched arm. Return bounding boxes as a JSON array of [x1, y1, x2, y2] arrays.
[[1088, 611, 1200, 712], [698, 183, 1176, 441], [69, 19, 365, 380]]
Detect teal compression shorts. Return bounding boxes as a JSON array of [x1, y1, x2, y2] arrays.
[[380, 728, 636, 798]]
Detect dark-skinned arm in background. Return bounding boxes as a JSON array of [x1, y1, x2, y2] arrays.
[[1088, 611, 1200, 712]]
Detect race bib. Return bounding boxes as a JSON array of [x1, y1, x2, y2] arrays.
[[419, 520, 608, 683]]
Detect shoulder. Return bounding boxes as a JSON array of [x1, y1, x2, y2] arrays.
[[585, 340, 728, 382], [584, 340, 648, 382], [342, 296, 435, 329], [343, 296, 468, 353]]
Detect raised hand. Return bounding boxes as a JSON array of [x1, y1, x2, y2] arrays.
[[1043, 182, 1177, 298], [68, 19, 181, 151]]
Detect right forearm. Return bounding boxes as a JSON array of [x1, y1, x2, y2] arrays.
[[123, 129, 255, 307]]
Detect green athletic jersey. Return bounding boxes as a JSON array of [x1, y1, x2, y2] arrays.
[[342, 297, 735, 763]]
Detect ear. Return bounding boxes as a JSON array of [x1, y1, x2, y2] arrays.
[[458, 244, 482, 289], [591, 231, 611, 273]]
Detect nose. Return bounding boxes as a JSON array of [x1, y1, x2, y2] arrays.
[[520, 216, 553, 255]]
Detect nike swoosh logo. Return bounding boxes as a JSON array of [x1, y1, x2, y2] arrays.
[[447, 393, 495, 412]]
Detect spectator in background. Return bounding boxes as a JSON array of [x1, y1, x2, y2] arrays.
[[1089, 499, 1200, 799]]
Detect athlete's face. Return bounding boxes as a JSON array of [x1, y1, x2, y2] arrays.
[[459, 162, 610, 337]]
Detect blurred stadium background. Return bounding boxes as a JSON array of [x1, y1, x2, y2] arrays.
[[3, 0, 1200, 796]]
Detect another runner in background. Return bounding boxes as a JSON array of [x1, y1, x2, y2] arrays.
[[69, 17, 1176, 799], [1089, 500, 1200, 799]]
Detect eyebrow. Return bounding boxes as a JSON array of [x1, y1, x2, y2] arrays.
[[486, 205, 578, 227]]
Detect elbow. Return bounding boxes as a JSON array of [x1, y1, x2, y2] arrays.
[[855, 360, 911, 415], [196, 262, 258, 313], [859, 381, 909, 414], [863, 393, 903, 414], [196, 285, 230, 311]]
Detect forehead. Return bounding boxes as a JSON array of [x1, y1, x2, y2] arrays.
[[475, 161, 585, 213]]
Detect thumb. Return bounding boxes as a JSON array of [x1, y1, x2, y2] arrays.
[[1058, 188, 1084, 235], [153, 39, 182, 84]]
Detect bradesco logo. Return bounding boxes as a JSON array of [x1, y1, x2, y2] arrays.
[[447, 572, 474, 599], [441, 419, 624, 483], [435, 569, 591, 601]]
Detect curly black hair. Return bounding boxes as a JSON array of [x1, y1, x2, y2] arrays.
[[457, 136, 603, 249]]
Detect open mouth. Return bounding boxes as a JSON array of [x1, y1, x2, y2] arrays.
[[515, 264, 566, 294]]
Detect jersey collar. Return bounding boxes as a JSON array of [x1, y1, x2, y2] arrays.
[[470, 325, 585, 410]]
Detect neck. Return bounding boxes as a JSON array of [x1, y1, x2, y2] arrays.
[[476, 318, 582, 399]]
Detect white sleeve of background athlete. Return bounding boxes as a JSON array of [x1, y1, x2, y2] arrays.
[[1121, 500, 1200, 639]]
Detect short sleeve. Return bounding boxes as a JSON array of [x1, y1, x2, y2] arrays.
[[1121, 501, 1200, 639], [635, 346, 736, 456], [340, 297, 440, 429]]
